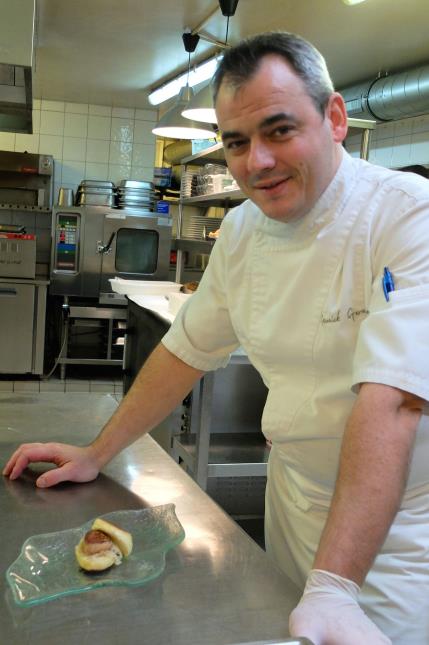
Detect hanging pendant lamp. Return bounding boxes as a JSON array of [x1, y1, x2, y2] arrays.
[[152, 85, 215, 139], [152, 32, 215, 140], [181, 81, 218, 124], [182, 0, 239, 125]]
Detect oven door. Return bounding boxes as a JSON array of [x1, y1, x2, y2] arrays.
[[99, 211, 172, 294]]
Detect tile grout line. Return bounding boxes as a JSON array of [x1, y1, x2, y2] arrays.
[[0, 380, 123, 394]]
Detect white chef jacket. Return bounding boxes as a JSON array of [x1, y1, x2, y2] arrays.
[[162, 150, 429, 643]]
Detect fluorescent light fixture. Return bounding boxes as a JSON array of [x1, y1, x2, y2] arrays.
[[342, 0, 367, 4], [148, 56, 221, 106]]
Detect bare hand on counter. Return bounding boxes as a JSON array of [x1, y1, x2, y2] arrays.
[[2, 344, 204, 489], [2, 443, 100, 488], [289, 570, 392, 645]]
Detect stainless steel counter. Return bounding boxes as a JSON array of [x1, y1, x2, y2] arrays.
[[0, 392, 301, 645]]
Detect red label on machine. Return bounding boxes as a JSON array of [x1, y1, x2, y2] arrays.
[[0, 233, 35, 240], [20, 166, 38, 174]]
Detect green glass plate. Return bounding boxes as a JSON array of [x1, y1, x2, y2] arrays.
[[6, 503, 185, 607]]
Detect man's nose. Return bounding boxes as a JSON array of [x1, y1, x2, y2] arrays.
[[247, 140, 276, 172]]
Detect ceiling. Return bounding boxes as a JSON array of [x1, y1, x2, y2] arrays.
[[33, 0, 429, 110]]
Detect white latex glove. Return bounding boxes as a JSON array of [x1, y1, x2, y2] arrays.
[[289, 569, 392, 645]]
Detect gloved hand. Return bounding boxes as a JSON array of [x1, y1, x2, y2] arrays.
[[289, 569, 392, 645]]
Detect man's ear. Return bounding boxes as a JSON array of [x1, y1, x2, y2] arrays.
[[326, 92, 349, 144]]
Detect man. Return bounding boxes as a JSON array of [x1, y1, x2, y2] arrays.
[[4, 32, 429, 644]]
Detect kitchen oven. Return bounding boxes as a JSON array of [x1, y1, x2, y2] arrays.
[[0, 150, 54, 209], [50, 205, 173, 299], [49, 205, 173, 378]]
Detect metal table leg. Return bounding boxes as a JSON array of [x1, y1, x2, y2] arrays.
[[195, 372, 214, 490], [107, 319, 113, 360]]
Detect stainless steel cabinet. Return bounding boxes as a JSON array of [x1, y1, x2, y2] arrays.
[[0, 280, 47, 374]]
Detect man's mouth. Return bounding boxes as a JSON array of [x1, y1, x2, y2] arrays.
[[253, 177, 290, 193]]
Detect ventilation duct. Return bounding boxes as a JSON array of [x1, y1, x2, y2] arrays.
[[340, 63, 429, 122], [0, 0, 35, 134]]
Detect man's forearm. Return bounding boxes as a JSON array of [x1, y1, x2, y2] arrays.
[[90, 343, 204, 468], [314, 382, 422, 586]]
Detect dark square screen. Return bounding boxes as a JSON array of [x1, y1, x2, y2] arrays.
[[115, 228, 158, 274]]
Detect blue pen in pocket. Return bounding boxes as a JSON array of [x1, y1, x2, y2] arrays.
[[382, 267, 395, 301]]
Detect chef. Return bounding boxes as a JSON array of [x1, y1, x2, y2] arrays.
[[4, 32, 429, 645]]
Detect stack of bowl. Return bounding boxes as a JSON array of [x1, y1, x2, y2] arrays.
[[117, 180, 155, 211], [76, 180, 116, 207]]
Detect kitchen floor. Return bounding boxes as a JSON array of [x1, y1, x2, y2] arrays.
[[0, 374, 266, 550], [0, 366, 124, 397]]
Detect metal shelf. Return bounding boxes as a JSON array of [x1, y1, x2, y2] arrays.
[[173, 238, 215, 253], [181, 188, 245, 205], [172, 432, 269, 478], [58, 298, 127, 378], [181, 142, 225, 165]]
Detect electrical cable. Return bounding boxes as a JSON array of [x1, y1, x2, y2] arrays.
[[41, 328, 67, 380], [41, 302, 69, 380]]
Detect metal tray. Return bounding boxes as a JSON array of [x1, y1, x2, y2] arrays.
[[117, 187, 153, 194], [77, 187, 115, 195], [117, 192, 154, 199], [80, 180, 115, 188], [77, 193, 116, 206], [118, 196, 154, 203], [118, 179, 153, 189]]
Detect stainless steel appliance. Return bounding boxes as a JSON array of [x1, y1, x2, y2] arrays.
[[0, 226, 47, 375], [0, 228, 36, 278], [50, 205, 173, 299], [0, 277, 47, 374], [75, 180, 116, 207], [0, 150, 54, 209]]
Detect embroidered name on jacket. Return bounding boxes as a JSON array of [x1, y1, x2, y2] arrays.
[[321, 308, 369, 324]]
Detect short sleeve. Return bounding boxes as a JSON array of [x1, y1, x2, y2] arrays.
[[352, 192, 429, 402], [161, 221, 240, 371]]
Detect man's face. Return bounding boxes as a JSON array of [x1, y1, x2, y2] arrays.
[[215, 55, 347, 222]]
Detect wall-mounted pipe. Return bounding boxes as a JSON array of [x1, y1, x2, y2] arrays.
[[340, 63, 429, 122]]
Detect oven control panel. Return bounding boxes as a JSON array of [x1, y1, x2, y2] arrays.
[[54, 213, 80, 272]]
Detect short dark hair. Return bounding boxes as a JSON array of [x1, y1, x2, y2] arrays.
[[213, 31, 334, 115]]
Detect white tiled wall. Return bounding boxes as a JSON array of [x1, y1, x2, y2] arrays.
[[0, 99, 158, 203], [346, 113, 429, 168]]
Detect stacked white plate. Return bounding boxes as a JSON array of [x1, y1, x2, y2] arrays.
[[180, 170, 196, 198]]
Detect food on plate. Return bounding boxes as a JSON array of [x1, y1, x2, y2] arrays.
[[75, 518, 133, 571], [180, 281, 199, 294], [91, 518, 133, 556], [208, 229, 220, 239]]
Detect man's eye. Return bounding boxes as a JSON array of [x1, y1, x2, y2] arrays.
[[225, 139, 246, 151], [271, 125, 292, 138]]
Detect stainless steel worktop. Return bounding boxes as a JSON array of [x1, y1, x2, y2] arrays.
[[0, 392, 301, 645]]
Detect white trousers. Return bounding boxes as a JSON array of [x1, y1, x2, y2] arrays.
[[265, 446, 429, 645]]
